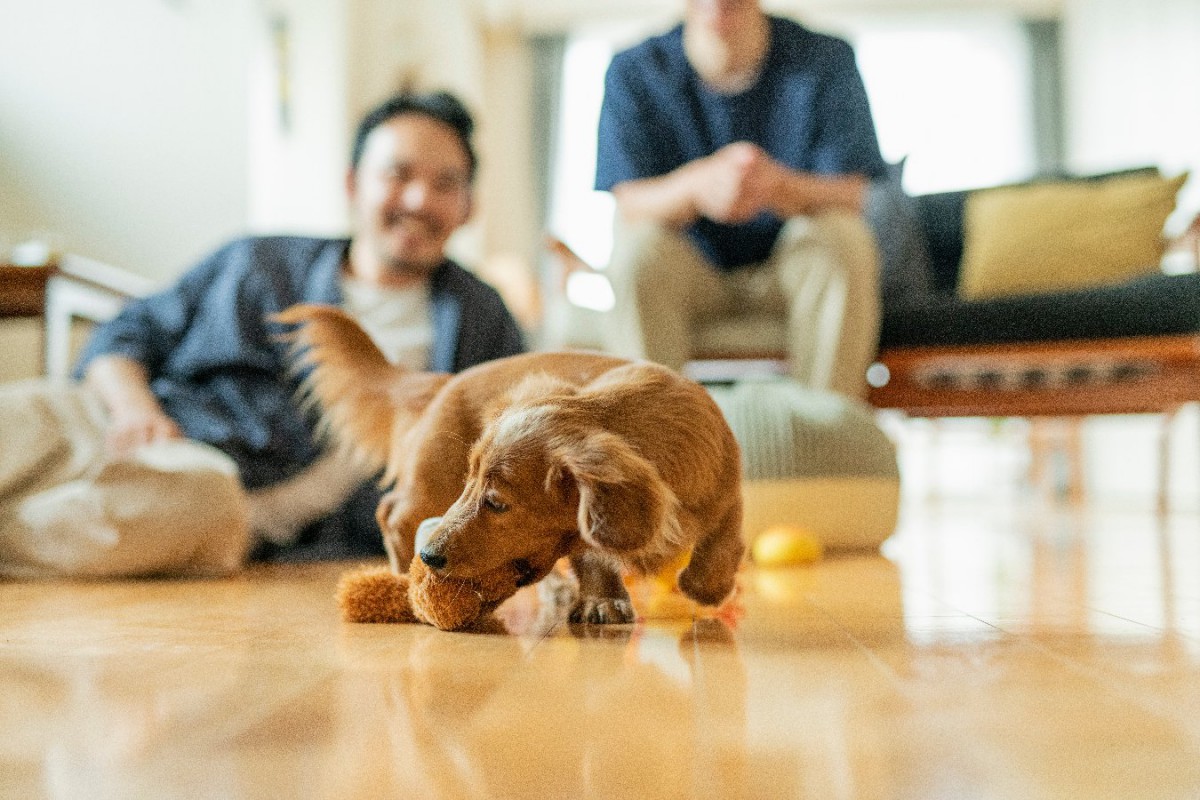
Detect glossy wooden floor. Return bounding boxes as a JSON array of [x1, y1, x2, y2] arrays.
[[2, 491, 1199, 797]]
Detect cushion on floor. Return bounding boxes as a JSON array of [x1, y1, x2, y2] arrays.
[[705, 379, 900, 552]]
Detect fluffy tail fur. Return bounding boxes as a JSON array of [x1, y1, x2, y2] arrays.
[[273, 303, 449, 474]]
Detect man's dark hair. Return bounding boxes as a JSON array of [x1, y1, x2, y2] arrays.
[[349, 90, 478, 181]]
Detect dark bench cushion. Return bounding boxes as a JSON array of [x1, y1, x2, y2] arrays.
[[880, 271, 1200, 348], [913, 190, 968, 295]]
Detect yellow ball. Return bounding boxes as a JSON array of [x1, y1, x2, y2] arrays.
[[751, 525, 824, 566]]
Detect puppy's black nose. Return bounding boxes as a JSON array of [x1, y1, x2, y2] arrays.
[[419, 550, 447, 570]]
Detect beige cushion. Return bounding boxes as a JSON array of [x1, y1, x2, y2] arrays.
[[705, 380, 900, 551], [740, 477, 900, 552], [957, 171, 1189, 301]]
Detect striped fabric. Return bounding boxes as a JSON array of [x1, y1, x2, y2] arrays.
[[706, 380, 898, 481]]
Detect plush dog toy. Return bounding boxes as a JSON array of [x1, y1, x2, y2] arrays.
[[337, 557, 521, 631], [337, 517, 523, 631]]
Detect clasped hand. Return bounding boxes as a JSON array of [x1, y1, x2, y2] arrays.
[[690, 142, 790, 224]]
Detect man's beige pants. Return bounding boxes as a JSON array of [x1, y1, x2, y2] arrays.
[[604, 212, 881, 398], [0, 380, 250, 578]]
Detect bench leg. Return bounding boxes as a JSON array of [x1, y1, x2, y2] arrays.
[[1065, 418, 1085, 507], [1029, 417, 1085, 505], [1156, 408, 1177, 517]]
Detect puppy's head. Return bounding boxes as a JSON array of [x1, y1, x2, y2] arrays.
[[418, 396, 678, 582]]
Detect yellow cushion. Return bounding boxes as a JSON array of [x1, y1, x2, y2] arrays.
[[957, 171, 1188, 301]]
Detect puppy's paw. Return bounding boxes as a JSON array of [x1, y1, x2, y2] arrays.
[[537, 569, 579, 613], [569, 596, 635, 625], [677, 565, 736, 608]]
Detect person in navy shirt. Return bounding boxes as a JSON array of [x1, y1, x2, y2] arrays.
[[0, 91, 524, 577], [594, 0, 886, 397]]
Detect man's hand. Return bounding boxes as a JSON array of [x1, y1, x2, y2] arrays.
[[690, 142, 785, 224], [697, 143, 872, 221], [612, 141, 867, 227], [83, 355, 183, 457], [105, 405, 183, 456], [613, 141, 802, 227]]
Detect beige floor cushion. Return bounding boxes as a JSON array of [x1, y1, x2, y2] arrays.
[[706, 379, 900, 552]]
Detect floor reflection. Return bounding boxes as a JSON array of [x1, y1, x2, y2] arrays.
[[329, 612, 747, 800], [3, 498, 1198, 799], [888, 500, 1200, 642], [0, 648, 332, 799]]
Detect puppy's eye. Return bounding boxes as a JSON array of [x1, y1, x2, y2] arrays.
[[483, 495, 509, 513]]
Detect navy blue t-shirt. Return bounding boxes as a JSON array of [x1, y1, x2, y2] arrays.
[[595, 16, 887, 270]]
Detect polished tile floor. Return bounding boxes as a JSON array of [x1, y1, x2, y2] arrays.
[[2, 456, 1199, 798]]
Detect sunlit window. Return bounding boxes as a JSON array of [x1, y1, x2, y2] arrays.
[[849, 12, 1037, 194], [545, 33, 620, 273]]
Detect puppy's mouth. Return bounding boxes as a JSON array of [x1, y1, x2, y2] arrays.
[[513, 559, 539, 587]]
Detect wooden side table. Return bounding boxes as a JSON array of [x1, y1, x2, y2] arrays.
[[2, 257, 151, 377], [0, 263, 52, 318], [41, 254, 154, 378]]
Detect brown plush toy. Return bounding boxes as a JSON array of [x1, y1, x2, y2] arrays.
[[337, 556, 523, 631]]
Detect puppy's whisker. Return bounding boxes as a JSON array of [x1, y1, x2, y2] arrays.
[[431, 429, 471, 447]]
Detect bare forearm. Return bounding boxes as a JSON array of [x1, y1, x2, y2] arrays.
[[769, 171, 869, 218], [84, 355, 182, 454], [611, 167, 704, 227], [84, 356, 160, 415], [84, 355, 175, 431]]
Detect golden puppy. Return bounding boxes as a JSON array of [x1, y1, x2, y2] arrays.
[[277, 304, 744, 623]]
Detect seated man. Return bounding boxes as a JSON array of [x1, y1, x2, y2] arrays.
[[595, 0, 887, 397], [0, 90, 524, 578]]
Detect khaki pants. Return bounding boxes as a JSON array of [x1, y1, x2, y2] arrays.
[[0, 380, 250, 578], [604, 213, 881, 398]]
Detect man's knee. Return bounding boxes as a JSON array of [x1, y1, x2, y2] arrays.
[[2, 439, 249, 578], [810, 212, 880, 280], [775, 212, 880, 293], [0, 380, 107, 502], [609, 220, 700, 294]]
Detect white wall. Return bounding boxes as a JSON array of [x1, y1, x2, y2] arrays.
[[1061, 0, 1200, 233], [0, 0, 253, 280], [248, 0, 349, 236], [474, 26, 541, 327]]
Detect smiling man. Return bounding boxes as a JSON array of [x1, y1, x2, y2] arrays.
[[346, 99, 476, 289], [0, 91, 524, 577]]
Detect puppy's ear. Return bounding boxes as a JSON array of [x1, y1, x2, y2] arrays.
[[554, 431, 678, 553], [273, 304, 448, 472]]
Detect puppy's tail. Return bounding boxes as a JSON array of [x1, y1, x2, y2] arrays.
[[273, 303, 449, 474]]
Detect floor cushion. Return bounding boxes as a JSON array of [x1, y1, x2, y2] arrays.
[[705, 379, 900, 552]]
